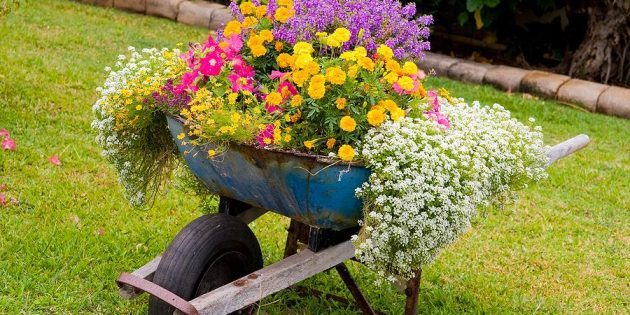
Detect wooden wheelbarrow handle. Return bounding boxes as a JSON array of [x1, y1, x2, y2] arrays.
[[116, 272, 199, 315], [547, 134, 590, 167]]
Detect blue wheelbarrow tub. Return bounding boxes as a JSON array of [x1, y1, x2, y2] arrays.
[[166, 115, 370, 230]]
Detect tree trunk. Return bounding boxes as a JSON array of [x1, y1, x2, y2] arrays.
[[569, 0, 630, 86]]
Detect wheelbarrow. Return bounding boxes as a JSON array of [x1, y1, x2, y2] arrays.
[[116, 115, 591, 315]]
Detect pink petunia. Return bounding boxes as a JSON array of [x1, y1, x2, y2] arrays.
[[277, 81, 298, 100], [0, 193, 6, 207], [1, 137, 16, 151], [0, 128, 9, 138], [223, 35, 243, 60], [49, 155, 61, 166], [199, 51, 224, 77], [228, 63, 256, 93], [424, 90, 450, 129], [269, 70, 290, 80], [255, 124, 275, 147], [174, 71, 200, 94]]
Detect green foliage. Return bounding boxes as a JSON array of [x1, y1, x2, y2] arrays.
[[0, 1, 627, 314], [0, 0, 21, 18]]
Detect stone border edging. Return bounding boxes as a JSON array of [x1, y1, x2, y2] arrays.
[[419, 52, 629, 119], [80, 0, 629, 119]]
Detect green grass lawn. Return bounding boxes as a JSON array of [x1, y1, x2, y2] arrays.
[[0, 1, 628, 313]]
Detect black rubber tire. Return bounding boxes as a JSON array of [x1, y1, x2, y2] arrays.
[[148, 214, 263, 315]]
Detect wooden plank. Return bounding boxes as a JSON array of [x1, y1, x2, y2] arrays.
[[183, 240, 356, 315], [547, 134, 590, 166], [118, 208, 266, 299], [119, 255, 162, 299]]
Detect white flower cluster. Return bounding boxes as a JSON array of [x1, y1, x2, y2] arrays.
[[91, 47, 180, 206], [354, 98, 548, 280]]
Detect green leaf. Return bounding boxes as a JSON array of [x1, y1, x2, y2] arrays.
[[457, 12, 469, 26], [466, 0, 484, 12]]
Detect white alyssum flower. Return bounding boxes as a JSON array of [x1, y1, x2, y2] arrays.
[[354, 98, 548, 280]]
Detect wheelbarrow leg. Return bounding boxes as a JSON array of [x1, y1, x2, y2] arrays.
[[335, 263, 376, 315], [283, 219, 309, 258], [404, 269, 422, 315]]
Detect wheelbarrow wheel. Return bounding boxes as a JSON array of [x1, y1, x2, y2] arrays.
[[148, 213, 263, 315]]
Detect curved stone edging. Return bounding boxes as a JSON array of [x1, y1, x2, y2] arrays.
[[419, 52, 629, 119], [80, 0, 629, 119]]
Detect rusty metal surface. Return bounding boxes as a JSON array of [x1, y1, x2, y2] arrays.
[[116, 272, 199, 315], [167, 116, 369, 230]]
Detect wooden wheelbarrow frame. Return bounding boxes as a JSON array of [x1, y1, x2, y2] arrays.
[[116, 134, 590, 315]]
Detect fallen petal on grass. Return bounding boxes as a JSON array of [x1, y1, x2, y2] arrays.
[[1, 137, 16, 151], [49, 155, 62, 166], [0, 184, 7, 191], [0, 128, 9, 138], [0, 193, 6, 206]]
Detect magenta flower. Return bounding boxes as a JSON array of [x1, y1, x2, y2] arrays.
[[269, 70, 289, 80], [223, 35, 243, 60], [256, 124, 276, 147], [199, 51, 224, 77], [0, 129, 9, 138], [49, 155, 62, 166], [228, 62, 256, 92], [175, 71, 200, 94], [424, 90, 450, 129], [277, 81, 297, 99], [1, 137, 16, 151]]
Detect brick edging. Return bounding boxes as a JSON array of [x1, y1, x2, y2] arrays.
[[419, 52, 629, 119], [80, 0, 629, 119]]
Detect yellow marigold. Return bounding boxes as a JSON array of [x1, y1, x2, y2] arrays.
[[376, 44, 394, 60], [338, 144, 355, 161], [259, 30, 274, 42], [291, 94, 303, 107], [307, 82, 325, 99], [390, 107, 406, 121], [278, 0, 293, 6], [354, 46, 367, 58], [266, 92, 283, 105], [402, 62, 418, 75], [250, 44, 267, 57], [223, 20, 242, 37], [367, 108, 386, 126], [339, 116, 356, 132], [276, 53, 294, 68], [274, 41, 283, 52], [255, 5, 267, 18], [397, 76, 415, 91], [290, 110, 301, 122], [325, 67, 346, 85], [385, 59, 401, 73], [332, 28, 351, 42], [379, 99, 398, 111], [239, 1, 255, 15], [303, 140, 315, 150], [274, 6, 294, 23], [294, 53, 313, 69], [305, 61, 320, 75], [383, 71, 399, 84], [292, 70, 310, 87], [335, 97, 347, 109], [293, 42, 314, 55], [358, 57, 375, 72], [347, 65, 359, 79], [242, 16, 259, 28], [326, 138, 336, 149], [340, 51, 356, 61]]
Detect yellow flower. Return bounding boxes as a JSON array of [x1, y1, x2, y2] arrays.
[[263, 137, 272, 145], [274, 6, 294, 23], [247, 35, 267, 57], [385, 59, 401, 73], [242, 16, 259, 28], [402, 62, 418, 75], [291, 94, 303, 107], [335, 97, 347, 109], [378, 99, 398, 111], [390, 107, 406, 121], [278, 0, 293, 6], [307, 81, 325, 99], [305, 61, 320, 75], [177, 133, 185, 140], [230, 112, 241, 124], [338, 145, 355, 161], [332, 28, 351, 43], [259, 30, 274, 42], [227, 92, 238, 104], [239, 1, 255, 15], [367, 108, 386, 126], [303, 140, 315, 150], [135, 105, 143, 110], [377, 44, 394, 60], [276, 53, 294, 68], [357, 57, 375, 72], [354, 46, 367, 58], [284, 114, 291, 122], [292, 70, 310, 87], [325, 67, 346, 85], [339, 116, 356, 132], [340, 51, 356, 61], [293, 42, 314, 55], [284, 134, 292, 142], [274, 41, 284, 52], [255, 5, 267, 18], [347, 65, 359, 79], [326, 138, 336, 149], [208, 149, 217, 157], [294, 53, 313, 69], [265, 92, 283, 105], [251, 45, 267, 57], [223, 20, 242, 37], [397, 76, 415, 91], [383, 71, 399, 84]]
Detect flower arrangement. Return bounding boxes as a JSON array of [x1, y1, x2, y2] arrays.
[[93, 0, 548, 281]]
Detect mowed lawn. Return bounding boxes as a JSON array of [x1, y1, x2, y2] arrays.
[[0, 1, 628, 314]]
